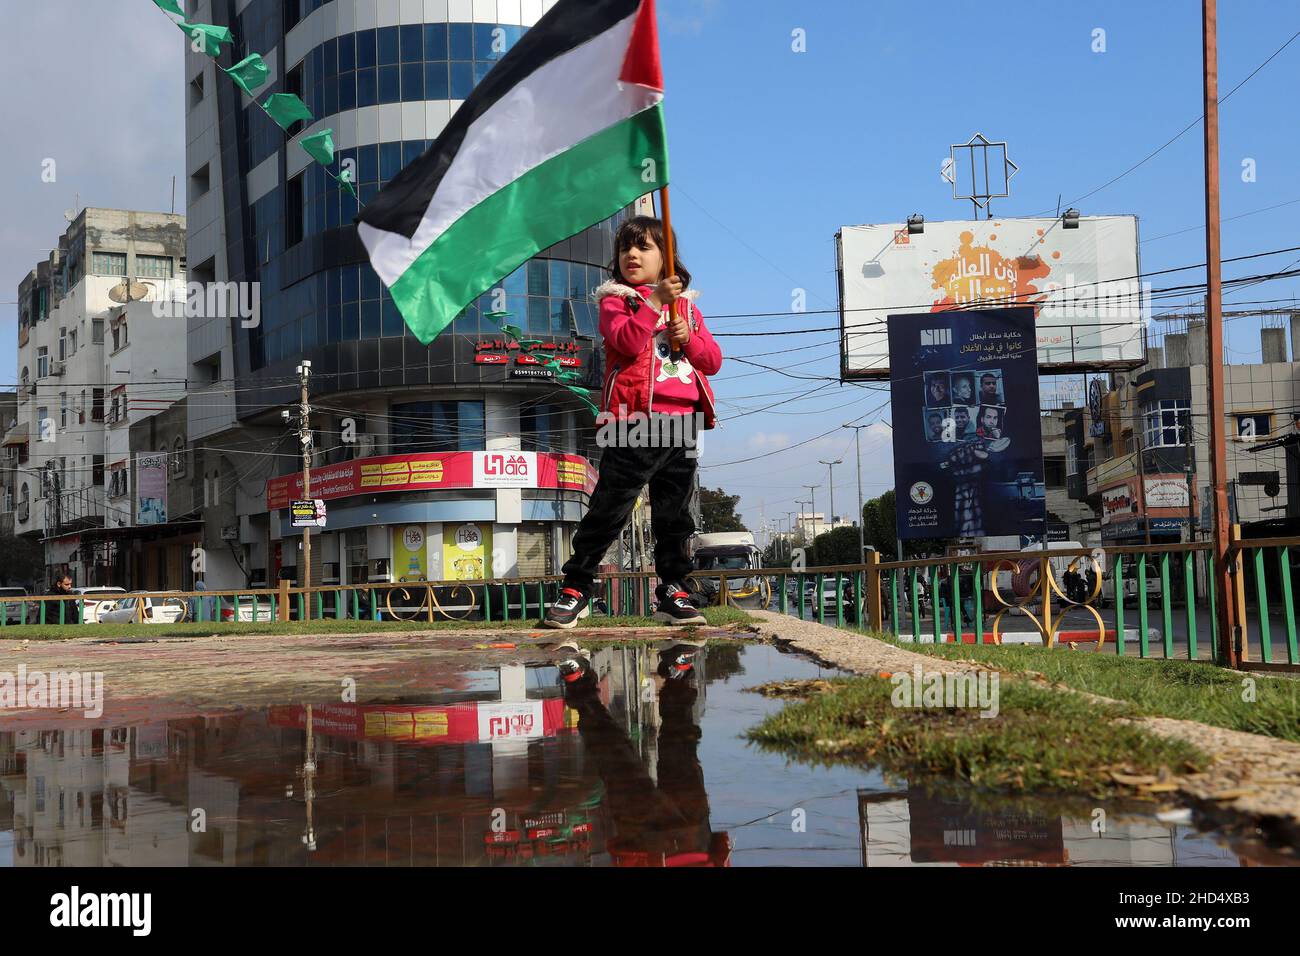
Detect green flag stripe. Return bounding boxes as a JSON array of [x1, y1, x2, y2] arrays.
[[390, 104, 666, 344]]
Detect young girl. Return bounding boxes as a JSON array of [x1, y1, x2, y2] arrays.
[[544, 215, 722, 629]]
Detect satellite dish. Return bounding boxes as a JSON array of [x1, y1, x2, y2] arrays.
[[106, 280, 154, 303]]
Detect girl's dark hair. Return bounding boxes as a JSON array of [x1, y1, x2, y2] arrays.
[[609, 215, 691, 288]]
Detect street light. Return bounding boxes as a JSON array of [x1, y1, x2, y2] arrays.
[[819, 459, 842, 534], [803, 484, 818, 566], [842, 425, 870, 563]]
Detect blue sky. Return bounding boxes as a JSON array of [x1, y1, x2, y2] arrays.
[[3, 1, 1299, 536]]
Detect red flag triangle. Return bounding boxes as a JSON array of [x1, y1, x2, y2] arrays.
[[619, 0, 663, 92]]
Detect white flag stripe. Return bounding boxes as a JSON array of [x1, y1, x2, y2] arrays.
[[359, 9, 658, 287]]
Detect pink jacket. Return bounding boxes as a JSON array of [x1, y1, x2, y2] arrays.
[[594, 281, 721, 429]]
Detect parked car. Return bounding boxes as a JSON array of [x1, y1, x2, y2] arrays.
[[0, 587, 35, 625], [69, 586, 128, 623], [98, 592, 189, 624]]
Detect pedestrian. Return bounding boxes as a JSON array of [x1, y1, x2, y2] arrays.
[[45, 572, 74, 624], [544, 215, 722, 629]]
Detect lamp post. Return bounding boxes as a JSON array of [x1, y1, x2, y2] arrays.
[[803, 484, 818, 566], [820, 459, 842, 536]]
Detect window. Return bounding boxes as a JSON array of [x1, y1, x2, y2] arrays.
[[58, 327, 66, 361], [79, 390, 86, 425], [36, 406, 48, 439], [1144, 399, 1190, 448], [91, 317, 105, 344], [345, 529, 368, 585], [91, 388, 104, 423], [108, 465, 127, 498], [188, 71, 205, 110], [517, 526, 551, 576], [1066, 443, 1079, 477], [190, 164, 210, 202], [59, 393, 67, 428], [136, 255, 173, 279], [93, 455, 104, 487], [112, 321, 128, 351], [285, 63, 306, 135], [37, 347, 49, 379], [1236, 413, 1271, 442], [1044, 455, 1066, 488], [390, 401, 485, 453], [171, 437, 186, 477], [520, 403, 569, 453], [68, 327, 77, 355], [21, 366, 29, 386], [285, 172, 305, 247], [92, 252, 127, 276]]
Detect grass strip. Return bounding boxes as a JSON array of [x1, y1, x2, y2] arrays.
[[748, 675, 1210, 798]]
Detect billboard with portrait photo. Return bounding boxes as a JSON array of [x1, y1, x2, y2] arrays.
[[888, 306, 1046, 540]]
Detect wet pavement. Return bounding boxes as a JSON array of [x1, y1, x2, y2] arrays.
[[0, 642, 1292, 866]]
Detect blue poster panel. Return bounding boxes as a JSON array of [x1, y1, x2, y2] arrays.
[[888, 306, 1046, 540]]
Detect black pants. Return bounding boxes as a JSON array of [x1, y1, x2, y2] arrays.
[[561, 441, 697, 595]]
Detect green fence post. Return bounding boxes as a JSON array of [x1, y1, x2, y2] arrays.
[[780, 573, 788, 615], [1279, 545, 1299, 665], [910, 568, 920, 642], [973, 564, 984, 645], [234, 593, 241, 624], [1207, 556, 1218, 661], [1184, 553, 1198, 661], [950, 564, 962, 645], [1137, 553, 1149, 658], [1114, 554, 1125, 655], [1253, 547, 1273, 665], [1160, 552, 1173, 658], [835, 573, 844, 628], [815, 573, 825, 625], [296, 592, 304, 621], [889, 569, 899, 637], [270, 593, 277, 622], [932, 572, 941, 645]]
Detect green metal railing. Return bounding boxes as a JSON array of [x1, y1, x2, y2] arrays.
[[2, 538, 1294, 670]]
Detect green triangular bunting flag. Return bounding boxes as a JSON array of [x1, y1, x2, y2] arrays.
[[151, 0, 186, 20], [224, 53, 269, 96], [185, 22, 233, 59], [300, 128, 336, 166], [262, 93, 313, 131]]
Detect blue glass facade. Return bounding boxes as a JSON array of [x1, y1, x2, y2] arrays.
[[218, 0, 623, 394]]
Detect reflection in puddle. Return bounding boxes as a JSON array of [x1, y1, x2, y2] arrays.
[[0, 644, 1290, 866]]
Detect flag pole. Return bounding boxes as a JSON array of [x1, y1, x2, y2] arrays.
[[659, 185, 686, 353]]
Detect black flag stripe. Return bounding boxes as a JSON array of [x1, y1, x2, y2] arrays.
[[356, 0, 641, 240]]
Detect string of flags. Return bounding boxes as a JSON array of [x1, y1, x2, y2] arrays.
[[148, 0, 355, 198], [147, 0, 598, 418]]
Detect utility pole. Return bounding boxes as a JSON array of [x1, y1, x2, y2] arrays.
[[843, 425, 869, 562], [1202, 0, 1237, 665], [785, 510, 796, 564], [804, 484, 818, 566], [286, 360, 314, 618], [820, 459, 842, 536]]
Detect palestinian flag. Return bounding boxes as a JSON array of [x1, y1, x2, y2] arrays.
[[356, 0, 667, 344]]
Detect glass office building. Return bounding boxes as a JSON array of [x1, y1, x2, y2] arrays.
[[185, 0, 626, 590]]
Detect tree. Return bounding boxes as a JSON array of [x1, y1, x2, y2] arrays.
[[699, 486, 746, 533], [861, 490, 944, 559], [809, 525, 862, 566], [0, 535, 45, 588]]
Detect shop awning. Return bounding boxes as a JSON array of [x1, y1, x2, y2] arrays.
[[2, 422, 28, 445]]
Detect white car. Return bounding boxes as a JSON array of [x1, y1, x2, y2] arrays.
[[71, 587, 128, 624], [97, 593, 189, 625]]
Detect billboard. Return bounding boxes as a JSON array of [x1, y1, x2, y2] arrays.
[[838, 216, 1143, 378], [135, 454, 167, 525], [888, 306, 1046, 539]]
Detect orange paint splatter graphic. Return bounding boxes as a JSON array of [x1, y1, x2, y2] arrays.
[[928, 230, 1053, 313]]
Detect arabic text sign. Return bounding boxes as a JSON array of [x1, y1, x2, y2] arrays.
[[839, 216, 1143, 377]]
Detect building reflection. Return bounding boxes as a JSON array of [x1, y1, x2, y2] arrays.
[[0, 644, 736, 867], [857, 788, 1250, 866]]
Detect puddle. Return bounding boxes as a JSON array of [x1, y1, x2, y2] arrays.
[[0, 643, 1290, 867]]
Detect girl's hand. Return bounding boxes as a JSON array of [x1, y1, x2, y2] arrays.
[[668, 314, 691, 348], [648, 275, 683, 311]]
